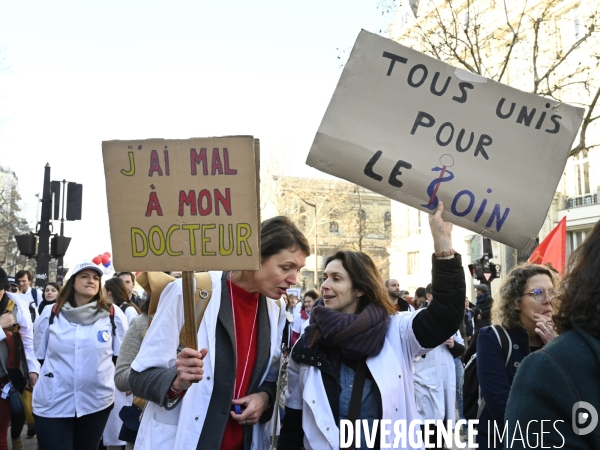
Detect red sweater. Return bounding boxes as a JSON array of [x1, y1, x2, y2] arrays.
[[220, 281, 260, 450]]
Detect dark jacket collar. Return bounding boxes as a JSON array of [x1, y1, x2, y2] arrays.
[[573, 323, 600, 364], [291, 336, 337, 378]]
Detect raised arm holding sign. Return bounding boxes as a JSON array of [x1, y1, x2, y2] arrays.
[[306, 30, 584, 251]]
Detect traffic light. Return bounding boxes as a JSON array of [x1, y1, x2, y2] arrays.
[[469, 261, 501, 283], [15, 234, 37, 258], [468, 262, 484, 280], [50, 235, 71, 258], [488, 263, 501, 281], [66, 182, 83, 221]]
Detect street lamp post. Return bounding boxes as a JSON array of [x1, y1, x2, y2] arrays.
[[282, 190, 319, 288], [299, 199, 318, 289], [302, 201, 318, 289]]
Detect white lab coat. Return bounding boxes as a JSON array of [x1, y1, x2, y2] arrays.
[[22, 287, 41, 321], [123, 304, 139, 325], [291, 312, 309, 336], [132, 272, 285, 450], [32, 304, 128, 417], [284, 312, 428, 450], [103, 307, 137, 446], [1, 293, 40, 375], [413, 329, 464, 428]]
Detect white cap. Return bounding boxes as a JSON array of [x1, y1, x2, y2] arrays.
[[71, 261, 104, 277]]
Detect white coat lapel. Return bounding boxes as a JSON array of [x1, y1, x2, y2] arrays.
[[368, 338, 402, 419], [204, 271, 223, 373]]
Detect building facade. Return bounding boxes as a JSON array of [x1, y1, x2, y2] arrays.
[[387, 0, 600, 297], [0, 166, 30, 276], [269, 176, 392, 290]]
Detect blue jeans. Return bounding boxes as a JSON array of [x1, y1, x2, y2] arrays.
[[338, 362, 381, 449], [454, 357, 465, 422]]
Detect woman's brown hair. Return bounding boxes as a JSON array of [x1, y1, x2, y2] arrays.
[[554, 219, 600, 338], [54, 270, 110, 316], [492, 263, 557, 329], [105, 277, 142, 314], [42, 282, 61, 302], [260, 216, 310, 260], [325, 251, 396, 315]]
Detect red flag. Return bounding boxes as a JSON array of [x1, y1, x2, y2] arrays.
[[528, 216, 567, 275]]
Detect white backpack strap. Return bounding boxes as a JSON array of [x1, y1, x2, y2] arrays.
[[499, 326, 513, 365], [490, 325, 513, 367], [476, 394, 486, 420]]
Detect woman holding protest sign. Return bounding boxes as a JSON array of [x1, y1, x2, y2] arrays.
[[277, 202, 466, 450], [505, 219, 600, 449], [129, 216, 310, 450], [32, 261, 128, 450]]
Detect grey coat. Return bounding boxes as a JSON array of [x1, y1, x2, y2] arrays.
[[115, 313, 148, 393]]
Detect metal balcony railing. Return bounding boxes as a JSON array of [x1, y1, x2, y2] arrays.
[[566, 193, 598, 209]]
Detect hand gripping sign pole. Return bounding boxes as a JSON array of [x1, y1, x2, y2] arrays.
[[179, 271, 213, 351]]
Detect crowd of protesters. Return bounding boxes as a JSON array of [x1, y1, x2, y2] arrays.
[[1, 205, 599, 450]]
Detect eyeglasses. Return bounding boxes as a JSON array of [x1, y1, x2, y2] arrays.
[[523, 288, 559, 302], [9, 287, 18, 293]]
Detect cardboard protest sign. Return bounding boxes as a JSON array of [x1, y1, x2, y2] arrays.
[[103, 137, 261, 271], [306, 30, 584, 251]]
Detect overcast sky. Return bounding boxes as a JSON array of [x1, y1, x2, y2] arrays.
[[0, 0, 389, 268]]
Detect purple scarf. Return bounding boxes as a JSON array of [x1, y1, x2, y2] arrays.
[[303, 300, 389, 360]]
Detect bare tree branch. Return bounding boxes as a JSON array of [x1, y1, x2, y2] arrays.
[[570, 83, 600, 157]]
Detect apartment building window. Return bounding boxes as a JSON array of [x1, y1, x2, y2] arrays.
[[567, 229, 591, 258], [407, 208, 421, 236], [557, 6, 582, 52], [574, 8, 580, 39], [574, 150, 590, 196], [408, 251, 419, 275], [330, 210, 340, 233]]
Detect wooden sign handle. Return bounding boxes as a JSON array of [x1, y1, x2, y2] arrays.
[[181, 271, 198, 350]]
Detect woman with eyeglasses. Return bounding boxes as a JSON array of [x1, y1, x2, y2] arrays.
[[505, 220, 600, 449], [474, 263, 558, 449]]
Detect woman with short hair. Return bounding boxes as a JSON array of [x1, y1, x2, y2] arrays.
[[130, 216, 310, 450], [277, 202, 465, 449], [474, 263, 558, 449], [33, 262, 128, 450]]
